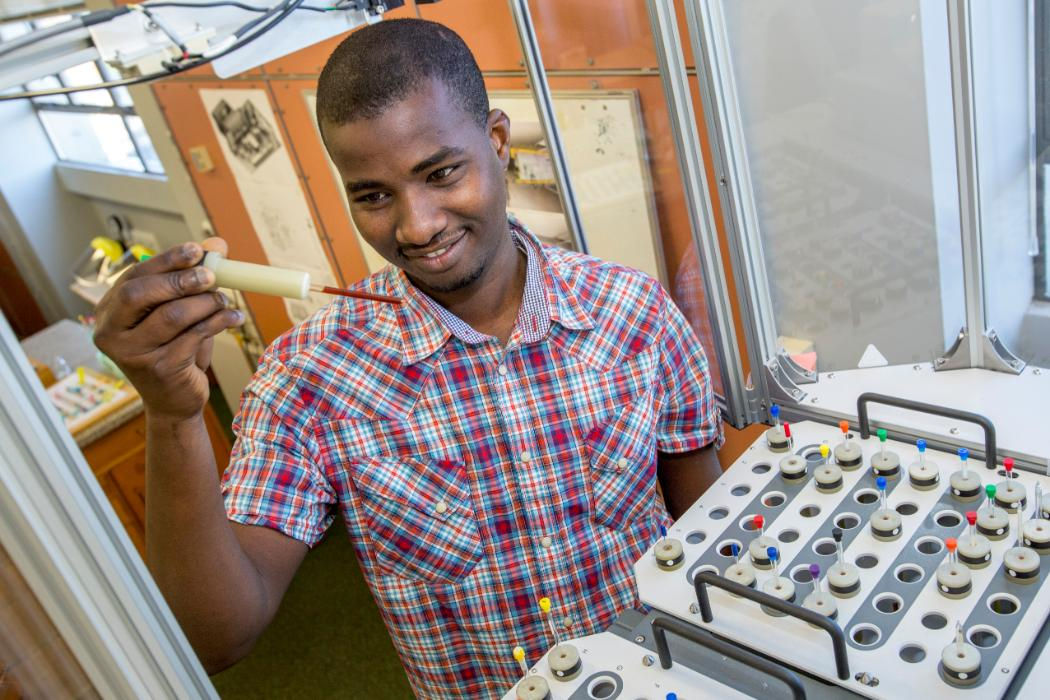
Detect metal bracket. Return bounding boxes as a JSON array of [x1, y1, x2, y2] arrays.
[[775, 348, 817, 385], [934, 327, 1026, 375], [763, 356, 807, 405]]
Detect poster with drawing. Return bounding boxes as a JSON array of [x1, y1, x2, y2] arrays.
[[200, 88, 338, 323]]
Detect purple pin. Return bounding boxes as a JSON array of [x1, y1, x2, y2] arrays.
[[809, 563, 822, 595]]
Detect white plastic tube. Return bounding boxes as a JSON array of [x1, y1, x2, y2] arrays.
[[202, 252, 309, 299]]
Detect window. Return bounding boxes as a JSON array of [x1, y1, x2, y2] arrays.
[[2, 15, 164, 175], [1038, 1, 1050, 301]]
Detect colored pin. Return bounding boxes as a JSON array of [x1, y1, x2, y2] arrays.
[[986, 483, 998, 515], [877, 476, 888, 511], [809, 563, 822, 596], [539, 597, 561, 648], [731, 542, 741, 564], [839, 420, 850, 444], [967, 510, 978, 546], [877, 428, 888, 459], [833, 527, 845, 565], [513, 645, 529, 678], [959, 448, 970, 478], [754, 514, 765, 537], [1004, 457, 1015, 480], [771, 404, 781, 427], [946, 537, 958, 567], [1037, 483, 1045, 519], [917, 439, 927, 466], [784, 422, 792, 442], [767, 546, 780, 579], [820, 443, 830, 464], [660, 524, 668, 543]]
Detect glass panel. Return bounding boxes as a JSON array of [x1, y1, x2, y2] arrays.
[[971, 1, 1049, 367], [0, 539, 98, 697], [527, 0, 726, 395], [38, 111, 144, 172], [0, 20, 30, 41], [124, 115, 165, 174], [59, 62, 113, 107], [31, 14, 73, 29], [25, 75, 70, 105], [714, 0, 966, 372]]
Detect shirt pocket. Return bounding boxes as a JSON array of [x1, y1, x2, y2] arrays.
[[584, 399, 658, 532], [350, 457, 483, 584]]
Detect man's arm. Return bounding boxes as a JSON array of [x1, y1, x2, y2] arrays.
[[657, 443, 722, 520], [94, 239, 308, 672]]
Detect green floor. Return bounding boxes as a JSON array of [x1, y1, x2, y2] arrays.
[[210, 531, 414, 699]]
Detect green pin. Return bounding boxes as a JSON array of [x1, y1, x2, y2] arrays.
[[986, 484, 997, 514], [877, 428, 887, 457]]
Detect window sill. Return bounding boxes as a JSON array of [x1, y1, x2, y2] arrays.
[[55, 163, 179, 215]]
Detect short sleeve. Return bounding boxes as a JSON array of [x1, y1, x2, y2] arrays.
[[222, 355, 336, 547], [654, 288, 724, 453]]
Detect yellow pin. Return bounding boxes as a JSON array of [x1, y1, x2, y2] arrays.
[[538, 597, 551, 613], [513, 646, 525, 663], [820, 444, 830, 459]]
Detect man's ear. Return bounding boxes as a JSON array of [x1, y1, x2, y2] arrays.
[[487, 109, 511, 169]]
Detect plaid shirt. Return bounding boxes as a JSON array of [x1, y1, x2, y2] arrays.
[[223, 219, 722, 698]]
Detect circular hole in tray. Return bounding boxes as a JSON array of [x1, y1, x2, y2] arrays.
[[751, 462, 771, 474], [587, 676, 617, 699], [709, 507, 729, 520], [895, 564, 924, 584], [717, 539, 742, 558], [935, 510, 962, 528], [895, 502, 919, 516], [916, 537, 943, 555], [799, 504, 821, 518], [899, 644, 926, 663], [731, 484, 751, 497], [791, 565, 813, 584], [851, 624, 881, 646], [967, 625, 1001, 649], [813, 538, 836, 556], [835, 512, 861, 530], [739, 515, 759, 531], [854, 489, 878, 505], [855, 553, 879, 569], [874, 593, 904, 614], [922, 612, 948, 630], [988, 594, 1020, 616], [762, 492, 786, 508], [685, 530, 707, 545], [777, 529, 799, 543], [687, 564, 718, 583]]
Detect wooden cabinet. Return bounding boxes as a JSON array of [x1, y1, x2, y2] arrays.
[[82, 405, 231, 557]]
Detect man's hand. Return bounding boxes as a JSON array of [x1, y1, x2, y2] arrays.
[[93, 238, 242, 421], [657, 444, 723, 520]]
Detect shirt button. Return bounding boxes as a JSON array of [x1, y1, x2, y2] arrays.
[[521, 451, 531, 462], [498, 365, 508, 376], [540, 536, 553, 548], [618, 457, 629, 468], [435, 501, 448, 515]]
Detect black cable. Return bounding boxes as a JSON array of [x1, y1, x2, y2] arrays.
[[0, 0, 306, 102]]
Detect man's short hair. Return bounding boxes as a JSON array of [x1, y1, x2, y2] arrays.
[[316, 18, 489, 133]]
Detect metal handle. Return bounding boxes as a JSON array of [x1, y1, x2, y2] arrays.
[[856, 392, 997, 470], [651, 615, 806, 700], [694, 570, 850, 680]]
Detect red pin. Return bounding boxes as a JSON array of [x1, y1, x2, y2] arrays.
[[946, 537, 957, 552], [753, 515, 765, 534], [784, 423, 792, 439], [839, 420, 849, 435], [966, 511, 977, 526], [1004, 457, 1014, 476]]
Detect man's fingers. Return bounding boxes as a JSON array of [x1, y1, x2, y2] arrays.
[[164, 307, 245, 365], [119, 241, 205, 283], [107, 267, 217, 330], [131, 291, 231, 346]]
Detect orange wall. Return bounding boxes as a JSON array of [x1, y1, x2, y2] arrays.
[[152, 0, 753, 460]]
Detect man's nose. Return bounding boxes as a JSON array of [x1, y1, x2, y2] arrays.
[[396, 190, 446, 247]]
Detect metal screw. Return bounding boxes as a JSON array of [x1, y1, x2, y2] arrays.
[[810, 397, 819, 403], [827, 372, 835, 378], [642, 655, 655, 667], [936, 357, 947, 365], [689, 602, 700, 614], [635, 635, 646, 643], [616, 664, 623, 671], [913, 364, 921, 370], [1001, 667, 1010, 674], [1034, 368, 1042, 375], [950, 427, 959, 435]]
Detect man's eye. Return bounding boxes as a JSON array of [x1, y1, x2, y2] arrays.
[[430, 165, 458, 182], [356, 192, 389, 204]]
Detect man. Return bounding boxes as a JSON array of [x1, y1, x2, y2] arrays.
[[93, 19, 722, 699]]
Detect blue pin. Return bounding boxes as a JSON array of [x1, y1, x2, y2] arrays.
[[917, 439, 927, 466], [770, 404, 781, 426], [959, 447, 969, 476], [730, 542, 741, 563], [877, 476, 888, 510], [660, 524, 667, 538], [666, 694, 678, 700], [767, 545, 780, 578]]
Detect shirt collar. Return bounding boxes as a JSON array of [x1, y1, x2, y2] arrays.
[[390, 217, 595, 365]]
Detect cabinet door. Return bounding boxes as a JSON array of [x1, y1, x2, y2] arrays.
[[97, 472, 145, 557], [108, 450, 146, 530]]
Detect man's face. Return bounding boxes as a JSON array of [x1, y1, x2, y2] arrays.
[[322, 79, 511, 296]]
